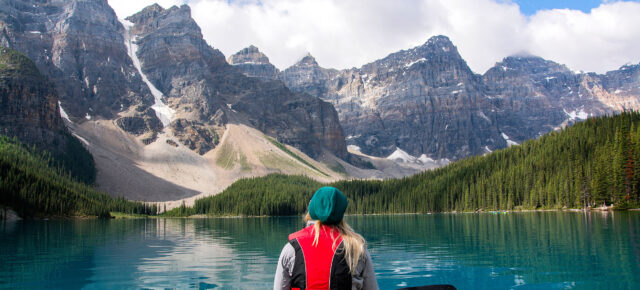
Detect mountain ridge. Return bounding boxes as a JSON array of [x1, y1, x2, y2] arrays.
[[0, 1, 396, 205], [230, 36, 640, 160]]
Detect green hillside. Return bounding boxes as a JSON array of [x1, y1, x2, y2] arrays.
[[172, 112, 640, 216], [0, 136, 156, 218]]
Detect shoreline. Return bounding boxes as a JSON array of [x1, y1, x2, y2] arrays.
[[2, 207, 640, 221]]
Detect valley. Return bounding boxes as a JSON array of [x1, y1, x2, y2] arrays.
[[0, 0, 639, 212]]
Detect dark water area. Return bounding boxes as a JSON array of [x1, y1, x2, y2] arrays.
[[1, 212, 639, 289]]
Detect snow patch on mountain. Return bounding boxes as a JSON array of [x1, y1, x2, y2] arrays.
[[72, 133, 90, 146], [417, 154, 434, 163], [387, 148, 416, 163], [501, 132, 519, 147], [347, 145, 361, 152], [477, 111, 491, 123], [231, 61, 259, 65], [404, 58, 427, 68], [120, 19, 174, 128], [563, 108, 588, 120], [58, 101, 71, 123], [387, 148, 451, 168]]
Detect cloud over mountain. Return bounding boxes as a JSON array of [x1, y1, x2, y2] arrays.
[[108, 0, 640, 74]]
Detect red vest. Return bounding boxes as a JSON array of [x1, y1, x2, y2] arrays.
[[288, 225, 351, 290]]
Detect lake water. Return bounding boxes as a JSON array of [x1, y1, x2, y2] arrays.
[[1, 212, 639, 289]]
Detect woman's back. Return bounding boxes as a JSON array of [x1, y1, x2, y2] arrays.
[[273, 187, 379, 290]]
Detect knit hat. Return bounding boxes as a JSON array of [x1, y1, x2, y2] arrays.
[[308, 187, 348, 225]]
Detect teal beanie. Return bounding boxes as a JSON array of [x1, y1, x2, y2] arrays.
[[308, 187, 348, 225]]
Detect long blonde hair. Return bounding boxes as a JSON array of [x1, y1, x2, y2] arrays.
[[304, 213, 366, 275]]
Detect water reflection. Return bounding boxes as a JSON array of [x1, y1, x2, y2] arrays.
[[84, 218, 303, 289], [0, 212, 639, 289]]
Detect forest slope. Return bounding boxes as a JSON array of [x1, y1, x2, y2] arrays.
[[174, 113, 640, 216], [0, 136, 155, 218]]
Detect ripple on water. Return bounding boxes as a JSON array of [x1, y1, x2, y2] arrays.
[[1, 213, 639, 289]]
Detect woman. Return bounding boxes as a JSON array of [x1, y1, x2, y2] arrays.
[[274, 187, 379, 290]]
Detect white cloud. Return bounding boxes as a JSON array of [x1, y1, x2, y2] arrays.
[[108, 0, 640, 74], [527, 2, 640, 73]]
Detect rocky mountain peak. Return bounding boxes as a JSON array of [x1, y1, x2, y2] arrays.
[[228, 45, 271, 65], [488, 55, 571, 76], [123, 3, 347, 159], [612, 63, 640, 77], [400, 35, 461, 61], [142, 3, 165, 14], [294, 53, 319, 67], [127, 4, 199, 37], [359, 34, 470, 78], [422, 35, 456, 50], [228, 45, 280, 79], [0, 0, 158, 132]]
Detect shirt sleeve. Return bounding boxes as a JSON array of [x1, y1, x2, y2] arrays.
[[274, 243, 295, 290], [356, 248, 379, 290]]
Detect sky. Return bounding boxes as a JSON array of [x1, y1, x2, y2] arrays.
[[512, 0, 610, 15], [107, 0, 640, 74]]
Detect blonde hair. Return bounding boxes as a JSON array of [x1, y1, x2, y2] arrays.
[[304, 213, 366, 275]]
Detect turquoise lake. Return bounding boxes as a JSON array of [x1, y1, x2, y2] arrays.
[[1, 212, 639, 289]]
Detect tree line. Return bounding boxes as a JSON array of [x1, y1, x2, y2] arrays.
[[0, 135, 157, 218], [167, 112, 640, 216], [4, 112, 640, 218]]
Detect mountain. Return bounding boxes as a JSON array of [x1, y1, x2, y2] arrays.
[[0, 47, 95, 183], [0, 134, 157, 218], [123, 4, 347, 159], [0, 0, 161, 143], [231, 36, 640, 161], [0, 1, 362, 203], [228, 45, 280, 80], [0, 47, 64, 150], [280, 53, 340, 100], [175, 112, 640, 216], [233, 36, 503, 160]]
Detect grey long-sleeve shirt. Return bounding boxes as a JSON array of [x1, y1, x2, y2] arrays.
[[273, 237, 379, 290]]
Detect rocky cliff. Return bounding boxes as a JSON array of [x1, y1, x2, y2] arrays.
[[228, 45, 280, 80], [482, 55, 614, 142], [0, 0, 161, 143], [234, 36, 502, 159], [0, 0, 347, 159], [0, 47, 63, 149], [0, 1, 350, 202], [125, 4, 347, 159], [280, 53, 339, 99], [0, 47, 95, 183], [232, 36, 640, 161]]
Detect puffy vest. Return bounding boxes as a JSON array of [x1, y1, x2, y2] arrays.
[[288, 225, 352, 290]]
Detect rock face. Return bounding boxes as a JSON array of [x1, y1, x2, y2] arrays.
[[482, 55, 613, 142], [0, 47, 64, 150], [233, 36, 640, 160], [0, 47, 95, 183], [228, 45, 280, 79], [0, 0, 162, 142], [280, 54, 339, 99], [1, 1, 347, 160], [235, 36, 501, 159], [589, 64, 640, 111], [125, 4, 347, 159], [322, 36, 498, 160]]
